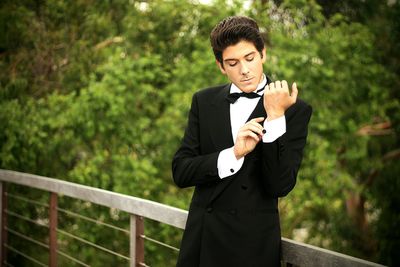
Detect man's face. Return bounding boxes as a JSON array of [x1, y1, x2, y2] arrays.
[[217, 40, 266, 93]]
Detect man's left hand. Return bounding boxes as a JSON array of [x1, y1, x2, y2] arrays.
[[263, 80, 298, 121]]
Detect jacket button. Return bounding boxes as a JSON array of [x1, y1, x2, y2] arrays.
[[230, 168, 234, 173], [207, 207, 213, 213], [229, 209, 237, 215]]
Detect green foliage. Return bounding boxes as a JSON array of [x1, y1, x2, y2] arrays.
[[1, 0, 399, 266]]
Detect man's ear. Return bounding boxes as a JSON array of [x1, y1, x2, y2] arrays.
[[216, 60, 226, 75], [261, 48, 266, 63]]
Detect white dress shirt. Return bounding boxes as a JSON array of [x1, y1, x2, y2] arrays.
[[217, 74, 286, 178]]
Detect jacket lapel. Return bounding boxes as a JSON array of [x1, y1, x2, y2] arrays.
[[245, 74, 271, 122], [246, 96, 267, 122], [208, 84, 234, 151], [206, 84, 235, 204]]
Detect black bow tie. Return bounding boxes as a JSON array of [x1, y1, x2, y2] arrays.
[[226, 87, 264, 104]]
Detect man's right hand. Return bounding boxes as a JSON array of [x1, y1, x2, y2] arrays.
[[234, 117, 265, 159]]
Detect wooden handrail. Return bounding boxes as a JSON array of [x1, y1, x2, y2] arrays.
[[0, 169, 385, 267], [0, 170, 187, 229]]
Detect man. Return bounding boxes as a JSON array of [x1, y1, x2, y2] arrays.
[[172, 16, 312, 267]]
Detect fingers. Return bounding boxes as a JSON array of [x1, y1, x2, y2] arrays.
[[238, 129, 261, 142], [268, 82, 275, 91], [234, 118, 266, 157], [275, 80, 281, 90], [237, 117, 265, 140], [264, 80, 298, 119], [267, 80, 288, 94], [291, 82, 298, 101], [243, 120, 264, 135], [282, 80, 289, 91], [266, 80, 298, 99], [251, 117, 265, 123]]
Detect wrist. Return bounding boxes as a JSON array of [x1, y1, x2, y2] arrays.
[[233, 146, 244, 159], [266, 112, 284, 121]]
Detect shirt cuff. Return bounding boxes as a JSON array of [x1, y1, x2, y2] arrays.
[[217, 147, 244, 179], [262, 115, 286, 143]]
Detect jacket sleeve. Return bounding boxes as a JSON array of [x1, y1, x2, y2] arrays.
[[172, 93, 221, 188], [261, 100, 312, 197]]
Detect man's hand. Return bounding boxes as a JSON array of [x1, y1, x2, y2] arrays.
[[234, 117, 265, 159], [264, 80, 298, 121]]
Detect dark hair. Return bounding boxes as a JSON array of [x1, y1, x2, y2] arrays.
[[210, 16, 265, 65]]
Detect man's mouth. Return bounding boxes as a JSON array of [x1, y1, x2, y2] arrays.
[[241, 77, 253, 82]]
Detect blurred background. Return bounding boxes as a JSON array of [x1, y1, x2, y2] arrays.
[[1, 0, 399, 266]]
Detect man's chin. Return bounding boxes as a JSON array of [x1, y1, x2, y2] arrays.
[[239, 84, 257, 93]]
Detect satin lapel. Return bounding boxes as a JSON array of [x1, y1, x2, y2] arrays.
[[209, 84, 234, 150], [246, 74, 271, 122], [207, 84, 236, 204], [246, 97, 267, 122]]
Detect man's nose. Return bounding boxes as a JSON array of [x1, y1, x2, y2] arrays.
[[240, 62, 250, 75]]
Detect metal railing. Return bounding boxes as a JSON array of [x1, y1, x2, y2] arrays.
[[0, 170, 385, 267]]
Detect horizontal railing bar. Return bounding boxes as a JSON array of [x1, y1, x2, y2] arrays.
[[140, 234, 179, 252], [138, 262, 150, 267], [57, 207, 129, 234], [281, 238, 385, 267], [0, 170, 187, 229], [5, 244, 47, 267], [6, 227, 49, 249], [4, 261, 15, 267], [6, 209, 49, 228], [6, 210, 48, 228], [6, 192, 49, 208], [57, 228, 130, 261], [8, 191, 129, 234], [57, 249, 91, 267]]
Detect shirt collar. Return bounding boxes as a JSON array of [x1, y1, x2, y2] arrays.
[[230, 74, 267, 95]]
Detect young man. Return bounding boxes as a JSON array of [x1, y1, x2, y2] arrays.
[[172, 16, 312, 267]]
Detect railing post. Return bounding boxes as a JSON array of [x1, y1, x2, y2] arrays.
[[130, 214, 144, 267], [1, 182, 7, 267], [49, 192, 58, 267]]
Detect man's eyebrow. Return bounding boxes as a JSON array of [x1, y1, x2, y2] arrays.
[[244, 51, 256, 57], [223, 58, 238, 63], [223, 51, 256, 62]]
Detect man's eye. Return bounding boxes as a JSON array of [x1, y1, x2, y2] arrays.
[[228, 62, 237, 67], [246, 57, 254, 62]]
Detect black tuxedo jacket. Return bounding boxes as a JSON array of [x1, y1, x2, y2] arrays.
[[172, 81, 312, 267]]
